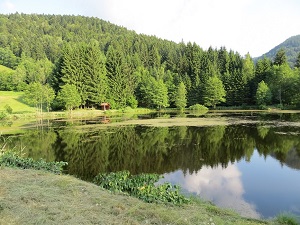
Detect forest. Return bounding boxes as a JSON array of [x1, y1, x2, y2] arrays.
[[1, 13, 300, 110]]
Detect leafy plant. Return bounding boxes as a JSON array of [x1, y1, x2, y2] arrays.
[[0, 111, 7, 120], [0, 144, 67, 174], [93, 171, 190, 205], [4, 104, 13, 114]]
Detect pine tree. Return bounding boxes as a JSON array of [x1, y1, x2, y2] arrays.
[[84, 41, 108, 107], [273, 48, 287, 66]]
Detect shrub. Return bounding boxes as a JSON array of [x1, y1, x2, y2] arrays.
[[188, 104, 208, 111], [93, 171, 190, 205], [0, 150, 67, 174], [0, 111, 7, 120], [4, 104, 13, 114]]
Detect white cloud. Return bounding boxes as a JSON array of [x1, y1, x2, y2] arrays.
[[1, 0, 15, 12], [161, 165, 261, 219]]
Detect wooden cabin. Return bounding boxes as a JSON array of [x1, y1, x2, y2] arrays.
[[100, 102, 110, 111]]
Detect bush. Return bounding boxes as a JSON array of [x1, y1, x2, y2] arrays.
[[0, 151, 67, 174], [4, 104, 13, 114], [188, 104, 208, 111], [0, 111, 7, 120], [93, 171, 190, 205]]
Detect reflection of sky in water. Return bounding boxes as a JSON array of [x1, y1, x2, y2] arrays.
[[160, 150, 300, 219]]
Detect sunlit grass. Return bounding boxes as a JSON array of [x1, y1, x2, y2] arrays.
[[0, 167, 273, 225], [0, 91, 36, 114]]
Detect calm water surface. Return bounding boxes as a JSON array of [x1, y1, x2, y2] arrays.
[[1, 111, 300, 220]]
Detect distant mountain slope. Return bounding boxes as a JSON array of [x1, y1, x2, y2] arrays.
[[255, 35, 300, 66]]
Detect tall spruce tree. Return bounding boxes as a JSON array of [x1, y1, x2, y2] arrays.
[[273, 48, 287, 66], [106, 43, 135, 109], [84, 41, 108, 107]]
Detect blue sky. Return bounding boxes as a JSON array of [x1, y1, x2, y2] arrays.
[[1, 0, 300, 57]]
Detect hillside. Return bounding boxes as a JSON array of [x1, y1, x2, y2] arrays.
[[0, 13, 300, 109], [255, 35, 300, 66], [0, 91, 36, 114]]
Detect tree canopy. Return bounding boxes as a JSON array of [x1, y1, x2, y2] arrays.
[[0, 13, 300, 110]]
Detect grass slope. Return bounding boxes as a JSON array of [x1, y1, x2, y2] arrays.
[[0, 91, 36, 114], [0, 65, 14, 73], [0, 167, 272, 225]]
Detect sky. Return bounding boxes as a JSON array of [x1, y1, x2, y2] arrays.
[[1, 0, 300, 57]]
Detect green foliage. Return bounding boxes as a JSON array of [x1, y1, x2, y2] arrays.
[[138, 72, 169, 109], [1, 13, 300, 109], [0, 111, 7, 120], [175, 81, 187, 110], [0, 145, 67, 174], [203, 76, 226, 108], [56, 84, 81, 111], [188, 104, 208, 111], [273, 48, 288, 66], [256, 80, 272, 106], [93, 171, 190, 205], [295, 52, 300, 68], [23, 82, 55, 113], [255, 35, 300, 67], [4, 104, 12, 114], [275, 213, 299, 225]]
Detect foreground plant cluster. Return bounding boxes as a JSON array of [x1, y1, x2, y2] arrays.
[[93, 170, 190, 205], [0, 150, 67, 174], [0, 148, 189, 205]]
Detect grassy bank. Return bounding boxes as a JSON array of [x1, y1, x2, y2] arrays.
[[0, 167, 272, 225]]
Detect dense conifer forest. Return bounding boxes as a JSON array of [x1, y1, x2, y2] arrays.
[[0, 13, 300, 110]]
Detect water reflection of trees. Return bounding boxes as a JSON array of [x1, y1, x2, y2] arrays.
[[3, 123, 300, 180]]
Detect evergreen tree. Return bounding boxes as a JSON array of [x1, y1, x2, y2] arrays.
[[84, 41, 108, 107], [106, 43, 135, 109], [273, 48, 287, 66]]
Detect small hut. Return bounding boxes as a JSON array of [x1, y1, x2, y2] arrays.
[[100, 102, 110, 111]]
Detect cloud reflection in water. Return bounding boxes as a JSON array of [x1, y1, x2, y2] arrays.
[[160, 164, 261, 219]]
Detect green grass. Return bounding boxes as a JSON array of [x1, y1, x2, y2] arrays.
[[0, 167, 275, 225], [0, 65, 14, 73], [0, 91, 36, 114]]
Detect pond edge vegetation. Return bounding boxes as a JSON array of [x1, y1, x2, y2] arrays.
[[0, 143, 299, 225]]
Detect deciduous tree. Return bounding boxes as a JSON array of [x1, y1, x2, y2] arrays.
[[203, 76, 226, 108]]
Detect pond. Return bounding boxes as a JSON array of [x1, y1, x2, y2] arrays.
[[1, 111, 300, 220]]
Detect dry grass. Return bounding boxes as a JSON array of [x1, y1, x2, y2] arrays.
[[0, 167, 274, 225]]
